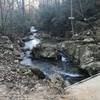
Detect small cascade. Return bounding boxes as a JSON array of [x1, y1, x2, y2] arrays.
[[58, 51, 71, 63], [23, 33, 40, 50], [58, 51, 71, 71]]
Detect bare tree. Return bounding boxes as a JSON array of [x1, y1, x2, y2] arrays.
[[21, 0, 25, 16], [0, 0, 4, 33]]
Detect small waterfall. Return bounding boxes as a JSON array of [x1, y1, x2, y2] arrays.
[[61, 56, 68, 62], [57, 51, 84, 78], [23, 33, 40, 50], [58, 51, 71, 71], [30, 26, 37, 33], [59, 51, 71, 63]]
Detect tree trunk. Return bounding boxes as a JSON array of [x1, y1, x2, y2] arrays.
[[0, 0, 4, 33], [21, 0, 25, 16]]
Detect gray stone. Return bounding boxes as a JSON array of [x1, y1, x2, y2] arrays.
[[32, 42, 58, 59], [49, 73, 64, 88]]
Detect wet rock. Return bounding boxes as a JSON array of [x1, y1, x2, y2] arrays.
[[49, 73, 64, 88], [82, 62, 100, 75], [59, 41, 78, 60], [0, 36, 12, 44], [83, 38, 94, 42], [79, 46, 94, 65], [32, 40, 79, 60], [39, 48, 57, 58], [30, 33, 100, 76], [30, 68, 45, 79], [60, 41, 100, 75], [79, 44, 100, 75], [32, 43, 58, 59]]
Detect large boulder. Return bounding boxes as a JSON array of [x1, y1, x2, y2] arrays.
[[82, 62, 100, 75], [32, 42, 59, 59], [60, 41, 100, 73], [59, 41, 79, 61], [31, 36, 100, 75], [79, 44, 100, 75], [79, 45, 94, 66], [32, 40, 79, 61], [49, 73, 65, 88]]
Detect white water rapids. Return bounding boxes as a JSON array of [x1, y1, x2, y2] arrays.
[[24, 33, 40, 50]]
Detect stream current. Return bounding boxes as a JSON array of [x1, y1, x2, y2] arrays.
[[20, 32, 88, 84]]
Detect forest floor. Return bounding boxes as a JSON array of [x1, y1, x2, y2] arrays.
[[0, 34, 66, 100]]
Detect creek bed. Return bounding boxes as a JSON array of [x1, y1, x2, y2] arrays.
[[20, 33, 89, 84]]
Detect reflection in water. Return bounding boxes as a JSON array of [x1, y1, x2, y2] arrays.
[[21, 57, 82, 78], [21, 58, 55, 76]]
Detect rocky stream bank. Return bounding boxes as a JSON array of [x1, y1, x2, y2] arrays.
[[31, 30, 100, 76], [0, 25, 100, 99], [0, 35, 67, 100]]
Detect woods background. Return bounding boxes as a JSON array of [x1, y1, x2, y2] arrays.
[[0, 0, 99, 36]]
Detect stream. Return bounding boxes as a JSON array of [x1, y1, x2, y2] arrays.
[[20, 31, 88, 84]]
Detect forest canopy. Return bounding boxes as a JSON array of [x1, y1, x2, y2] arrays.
[[0, 0, 98, 36]]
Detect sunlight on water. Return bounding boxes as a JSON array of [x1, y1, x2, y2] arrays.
[[24, 39, 40, 50], [55, 70, 82, 77], [61, 56, 67, 62], [21, 57, 33, 66], [24, 36, 40, 50], [24, 33, 40, 50]]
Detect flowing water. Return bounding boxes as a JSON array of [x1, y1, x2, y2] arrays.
[[20, 32, 88, 84]]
